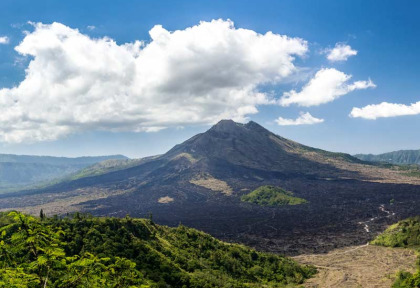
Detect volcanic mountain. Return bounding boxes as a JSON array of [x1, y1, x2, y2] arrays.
[[2, 120, 420, 254]]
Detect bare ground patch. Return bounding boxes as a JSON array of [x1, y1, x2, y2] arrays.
[[190, 174, 233, 196], [294, 244, 417, 288], [158, 196, 174, 203]]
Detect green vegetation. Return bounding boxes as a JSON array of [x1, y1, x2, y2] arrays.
[[392, 270, 420, 288], [386, 164, 420, 179], [402, 170, 420, 179], [0, 211, 316, 287], [241, 186, 307, 206], [371, 216, 420, 287], [371, 216, 420, 248]]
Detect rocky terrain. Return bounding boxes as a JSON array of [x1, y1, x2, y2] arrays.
[[1, 120, 420, 256]]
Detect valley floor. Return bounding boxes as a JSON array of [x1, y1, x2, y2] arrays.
[[293, 244, 417, 288]]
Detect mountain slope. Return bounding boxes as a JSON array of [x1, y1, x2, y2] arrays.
[[2, 120, 420, 255], [65, 156, 159, 181], [0, 154, 128, 193], [355, 149, 420, 165], [164, 120, 364, 172]]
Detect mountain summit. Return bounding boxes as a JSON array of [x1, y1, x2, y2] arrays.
[[165, 119, 361, 175]]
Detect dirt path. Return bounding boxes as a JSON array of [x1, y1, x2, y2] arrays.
[[294, 244, 417, 288]]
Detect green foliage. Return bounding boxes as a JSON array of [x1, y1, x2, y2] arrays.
[[0, 212, 315, 287], [372, 217, 420, 287], [392, 270, 420, 288], [0, 212, 150, 287], [402, 170, 420, 179], [371, 216, 420, 248], [241, 186, 307, 206]]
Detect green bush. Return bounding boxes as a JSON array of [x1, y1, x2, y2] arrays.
[[371, 216, 420, 248], [241, 186, 307, 206]]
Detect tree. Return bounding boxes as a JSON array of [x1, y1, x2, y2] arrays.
[[0, 212, 148, 288], [40, 209, 45, 221]]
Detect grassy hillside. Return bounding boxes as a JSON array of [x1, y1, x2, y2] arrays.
[[241, 186, 307, 206], [0, 211, 316, 287], [372, 217, 420, 287]]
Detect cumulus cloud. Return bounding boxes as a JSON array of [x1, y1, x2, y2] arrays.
[[275, 112, 324, 126], [87, 25, 96, 31], [279, 68, 376, 107], [350, 101, 420, 119], [0, 20, 308, 143], [325, 43, 357, 62], [0, 36, 9, 44]]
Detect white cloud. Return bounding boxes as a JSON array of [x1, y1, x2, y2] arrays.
[[326, 43, 357, 62], [279, 68, 376, 107], [276, 112, 324, 126], [0, 20, 308, 143], [0, 36, 9, 44], [350, 101, 420, 119], [87, 25, 96, 31]]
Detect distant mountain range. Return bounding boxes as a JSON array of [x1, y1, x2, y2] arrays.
[[0, 154, 127, 193], [1, 120, 420, 255], [355, 150, 420, 165]]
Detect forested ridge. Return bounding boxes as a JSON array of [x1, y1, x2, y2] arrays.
[[0, 211, 315, 287]]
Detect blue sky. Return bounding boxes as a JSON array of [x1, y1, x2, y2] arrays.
[[0, 0, 419, 158]]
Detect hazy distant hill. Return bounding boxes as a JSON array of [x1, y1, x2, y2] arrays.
[[355, 150, 420, 165], [0, 154, 127, 193]]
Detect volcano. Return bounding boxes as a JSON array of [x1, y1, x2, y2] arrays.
[[2, 120, 420, 255]]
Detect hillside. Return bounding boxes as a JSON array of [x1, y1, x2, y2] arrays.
[[67, 156, 159, 181], [0, 211, 315, 287], [372, 216, 420, 248], [355, 150, 420, 165], [293, 244, 417, 288], [2, 120, 420, 255], [0, 154, 128, 193], [292, 217, 420, 287], [371, 217, 420, 287]]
